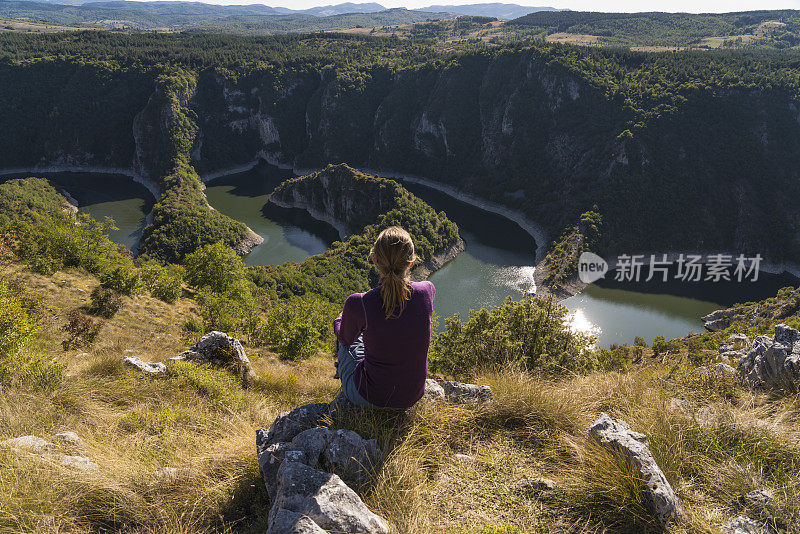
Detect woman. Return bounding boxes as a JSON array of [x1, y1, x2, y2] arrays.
[[333, 226, 435, 409]]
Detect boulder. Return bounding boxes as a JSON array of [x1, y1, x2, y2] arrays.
[[173, 331, 258, 387], [716, 515, 773, 534], [720, 334, 751, 355], [56, 454, 98, 471], [588, 413, 683, 526], [423, 379, 445, 401], [258, 403, 330, 449], [453, 453, 476, 463], [322, 429, 382, 486], [269, 461, 389, 534], [715, 363, 738, 376], [123, 355, 167, 377], [54, 432, 85, 449], [442, 381, 494, 404], [1, 435, 55, 453], [267, 508, 327, 534], [737, 324, 800, 390]]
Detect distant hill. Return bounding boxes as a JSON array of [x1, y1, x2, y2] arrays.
[[0, 1, 452, 31], [418, 3, 561, 20], [302, 2, 386, 16], [507, 9, 800, 48]]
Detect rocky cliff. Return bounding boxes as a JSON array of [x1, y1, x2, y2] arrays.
[[3, 43, 800, 264], [188, 52, 800, 264]]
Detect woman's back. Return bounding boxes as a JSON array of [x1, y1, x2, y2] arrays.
[[335, 280, 435, 408]]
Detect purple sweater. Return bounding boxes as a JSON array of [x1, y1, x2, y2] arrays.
[[333, 280, 435, 408]]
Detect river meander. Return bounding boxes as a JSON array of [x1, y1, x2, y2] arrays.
[[7, 165, 797, 348]]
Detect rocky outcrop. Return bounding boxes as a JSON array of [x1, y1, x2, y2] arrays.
[[269, 461, 389, 534], [256, 403, 389, 533], [720, 333, 752, 362], [233, 227, 264, 256], [123, 355, 168, 377], [588, 413, 683, 527], [703, 289, 800, 332], [423, 378, 445, 400], [737, 324, 800, 391], [716, 515, 773, 534], [172, 331, 258, 387], [442, 381, 494, 404]]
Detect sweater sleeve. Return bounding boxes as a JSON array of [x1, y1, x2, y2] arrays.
[[334, 293, 366, 346]]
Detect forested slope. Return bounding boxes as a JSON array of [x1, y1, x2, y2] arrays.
[[1, 32, 799, 263]]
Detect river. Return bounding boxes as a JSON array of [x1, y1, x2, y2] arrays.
[[8, 165, 797, 348], [0, 171, 153, 250]]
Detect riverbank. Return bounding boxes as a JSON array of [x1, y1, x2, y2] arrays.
[[411, 237, 467, 282], [267, 195, 350, 241], [0, 165, 161, 200]]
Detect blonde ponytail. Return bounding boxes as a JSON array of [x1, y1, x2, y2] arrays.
[[370, 226, 416, 319]]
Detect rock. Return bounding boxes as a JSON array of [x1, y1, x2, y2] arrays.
[[269, 461, 389, 534], [267, 508, 327, 534], [720, 334, 751, 355], [716, 515, 773, 534], [442, 381, 494, 404], [423, 378, 445, 401], [715, 363, 738, 376], [322, 429, 382, 486], [743, 489, 774, 506], [123, 355, 167, 377], [703, 309, 739, 332], [588, 413, 683, 526], [173, 331, 258, 387], [289, 428, 333, 468], [257, 403, 330, 499], [54, 432, 85, 449], [56, 454, 98, 471], [2, 435, 55, 453], [514, 476, 556, 492], [453, 453, 476, 463], [737, 324, 800, 390], [75, 352, 89, 358], [258, 403, 330, 449], [721, 351, 745, 363]]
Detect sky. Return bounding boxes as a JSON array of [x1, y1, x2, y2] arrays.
[[234, 0, 800, 12]]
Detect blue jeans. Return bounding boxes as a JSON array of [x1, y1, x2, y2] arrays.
[[335, 338, 377, 408]]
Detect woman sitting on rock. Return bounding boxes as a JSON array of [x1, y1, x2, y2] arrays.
[[333, 226, 435, 409]]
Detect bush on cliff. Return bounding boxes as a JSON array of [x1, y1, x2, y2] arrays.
[[430, 295, 597, 378]]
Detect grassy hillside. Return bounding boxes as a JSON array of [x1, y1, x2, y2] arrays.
[[3, 252, 800, 532]]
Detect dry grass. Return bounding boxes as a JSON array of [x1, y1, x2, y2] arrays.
[[2, 264, 800, 533]]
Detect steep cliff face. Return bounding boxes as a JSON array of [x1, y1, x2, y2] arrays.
[[3, 46, 800, 264], [268, 164, 463, 271], [189, 50, 800, 263], [269, 164, 402, 238]]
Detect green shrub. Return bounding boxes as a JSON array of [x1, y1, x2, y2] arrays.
[[185, 241, 248, 293], [430, 295, 597, 378], [100, 266, 141, 296], [265, 295, 339, 359], [276, 323, 318, 360], [141, 260, 184, 303], [0, 281, 62, 390], [0, 281, 36, 358], [88, 286, 122, 318]]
